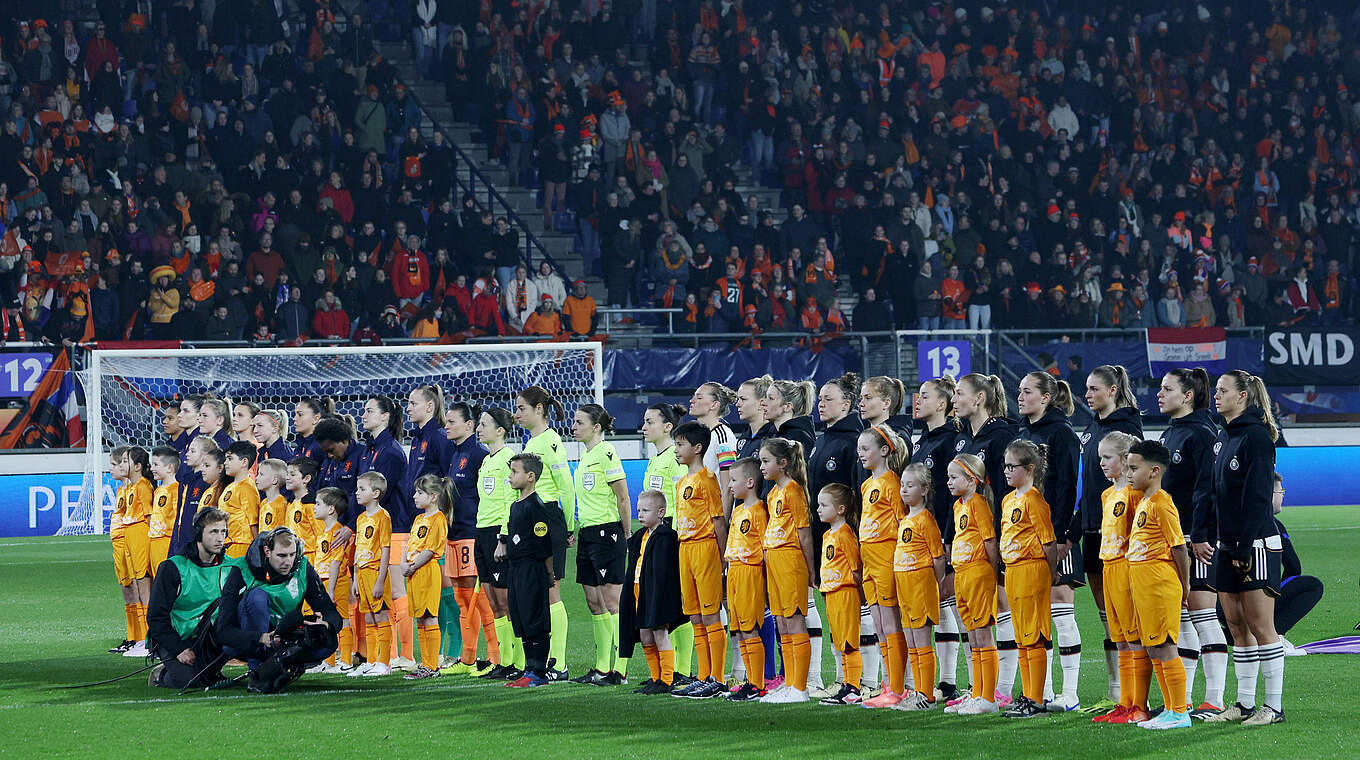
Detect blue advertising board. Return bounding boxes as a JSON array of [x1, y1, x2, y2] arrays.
[[0, 352, 55, 397], [2, 451, 1357, 537]]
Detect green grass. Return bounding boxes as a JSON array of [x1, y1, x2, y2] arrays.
[[3, 506, 1358, 759]]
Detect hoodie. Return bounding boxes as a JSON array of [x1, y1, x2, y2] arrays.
[[1016, 407, 1082, 544], [1077, 406, 1143, 534], [808, 414, 866, 506], [1211, 406, 1278, 561], [1159, 408, 1220, 541]]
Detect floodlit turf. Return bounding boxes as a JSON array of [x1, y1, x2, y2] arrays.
[[2, 506, 1357, 759]]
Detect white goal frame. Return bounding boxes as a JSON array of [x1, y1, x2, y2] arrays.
[[74, 342, 604, 534]]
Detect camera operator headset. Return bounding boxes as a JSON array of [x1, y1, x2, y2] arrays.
[[215, 525, 344, 692]]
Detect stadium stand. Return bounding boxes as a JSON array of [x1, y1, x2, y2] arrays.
[[0, 0, 1356, 344]]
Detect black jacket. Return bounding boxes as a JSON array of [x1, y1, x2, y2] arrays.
[[774, 415, 817, 461], [1212, 406, 1278, 561], [862, 413, 914, 452], [736, 421, 775, 462], [1078, 406, 1143, 534], [1016, 408, 1082, 543], [147, 541, 229, 656], [960, 416, 1018, 528], [216, 537, 342, 658], [618, 523, 687, 659], [1160, 409, 1220, 541], [912, 418, 963, 542], [808, 414, 866, 508]]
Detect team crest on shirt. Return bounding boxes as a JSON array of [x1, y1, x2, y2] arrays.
[[264, 513, 274, 526], [158, 495, 167, 507], [293, 510, 303, 523], [740, 519, 751, 534], [1136, 512, 1147, 528], [1213, 442, 1223, 455], [1010, 508, 1022, 524], [420, 441, 428, 453], [1172, 451, 1182, 464], [825, 545, 835, 560], [869, 489, 880, 503], [900, 526, 913, 543], [364, 526, 374, 539], [533, 521, 549, 537], [924, 457, 934, 468], [321, 540, 330, 553], [826, 458, 836, 471], [959, 514, 969, 530], [458, 457, 468, 470], [583, 473, 596, 491], [955, 440, 966, 452], [683, 486, 694, 499], [417, 526, 428, 539], [773, 499, 783, 516], [1114, 502, 1126, 517], [1230, 457, 1239, 470], [344, 462, 353, 472], [1080, 432, 1092, 445]]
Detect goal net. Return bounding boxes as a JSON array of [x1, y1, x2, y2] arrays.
[[66, 343, 604, 535]]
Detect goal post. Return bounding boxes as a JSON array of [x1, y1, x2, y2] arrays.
[[67, 342, 604, 535]]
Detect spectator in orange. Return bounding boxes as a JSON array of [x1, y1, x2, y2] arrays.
[[562, 280, 597, 336], [524, 294, 564, 336], [940, 263, 969, 328]]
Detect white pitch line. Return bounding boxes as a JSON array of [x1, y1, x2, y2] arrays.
[[8, 681, 498, 708]]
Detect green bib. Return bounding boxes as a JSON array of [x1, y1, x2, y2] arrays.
[[167, 555, 239, 640], [245, 557, 310, 626]]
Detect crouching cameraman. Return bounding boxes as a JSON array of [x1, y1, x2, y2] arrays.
[[146, 508, 232, 689], [216, 527, 343, 693]]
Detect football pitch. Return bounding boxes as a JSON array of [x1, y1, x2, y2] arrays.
[[3, 506, 1357, 759]]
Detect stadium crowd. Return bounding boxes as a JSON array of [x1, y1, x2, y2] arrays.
[[0, 0, 1359, 343]]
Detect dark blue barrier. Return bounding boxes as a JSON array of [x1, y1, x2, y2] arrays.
[[1000, 338, 1263, 381], [605, 345, 857, 390]]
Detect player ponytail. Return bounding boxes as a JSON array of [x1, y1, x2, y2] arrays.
[[257, 409, 289, 442], [367, 394, 405, 441], [1166, 367, 1211, 411], [770, 379, 816, 418], [518, 385, 565, 422], [1024, 371, 1075, 417], [414, 384, 448, 427], [1006, 439, 1048, 487], [699, 382, 737, 410], [577, 403, 615, 435], [297, 396, 336, 417], [864, 375, 908, 417], [1090, 364, 1139, 412], [1225, 369, 1279, 441], [961, 373, 1009, 419], [819, 483, 860, 531], [951, 453, 995, 513], [415, 473, 457, 529]]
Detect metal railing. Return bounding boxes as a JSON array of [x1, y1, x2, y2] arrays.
[[392, 78, 572, 286], [599, 308, 684, 333]]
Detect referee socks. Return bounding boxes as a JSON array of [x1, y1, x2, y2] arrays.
[[548, 601, 569, 669]]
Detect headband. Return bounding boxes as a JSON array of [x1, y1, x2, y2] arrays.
[[952, 456, 988, 485], [871, 426, 895, 453]]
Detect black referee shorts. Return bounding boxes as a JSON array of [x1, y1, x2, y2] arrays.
[[1055, 535, 1087, 588], [575, 521, 626, 586], [475, 527, 508, 588], [1213, 538, 1282, 597]]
